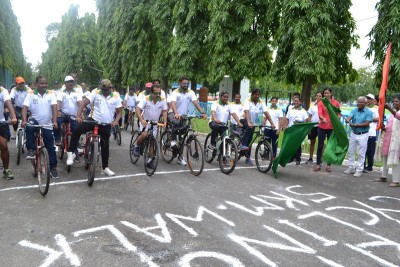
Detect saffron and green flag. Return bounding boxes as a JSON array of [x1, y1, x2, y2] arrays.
[[321, 98, 349, 165], [272, 122, 317, 176]]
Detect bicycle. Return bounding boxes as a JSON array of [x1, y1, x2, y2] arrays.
[[231, 125, 274, 173], [159, 115, 204, 176], [204, 123, 238, 174], [129, 120, 162, 176], [57, 113, 75, 173], [112, 125, 122, 146], [15, 120, 26, 165], [26, 123, 54, 196], [123, 108, 135, 133], [82, 119, 111, 186]]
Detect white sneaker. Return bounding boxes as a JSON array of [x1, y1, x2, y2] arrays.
[[170, 140, 177, 147], [66, 152, 75, 165], [102, 167, 115, 176], [344, 167, 356, 174], [354, 171, 363, 177], [177, 156, 187, 166]]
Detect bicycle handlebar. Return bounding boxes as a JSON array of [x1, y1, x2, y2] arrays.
[[58, 111, 76, 119], [83, 120, 111, 126], [26, 123, 55, 128]]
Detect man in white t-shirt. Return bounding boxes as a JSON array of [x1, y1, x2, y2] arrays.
[[22, 76, 59, 179], [168, 76, 207, 165], [10, 76, 31, 139], [122, 86, 137, 129], [0, 86, 17, 179], [133, 84, 167, 169], [66, 79, 122, 176], [364, 93, 379, 173], [54, 76, 82, 149], [229, 93, 244, 136]]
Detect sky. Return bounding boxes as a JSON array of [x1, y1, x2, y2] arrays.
[[11, 0, 378, 69]]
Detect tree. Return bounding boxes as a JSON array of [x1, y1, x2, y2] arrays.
[[366, 0, 400, 90], [39, 5, 101, 86], [0, 0, 30, 79], [273, 0, 358, 109], [207, 0, 280, 97]]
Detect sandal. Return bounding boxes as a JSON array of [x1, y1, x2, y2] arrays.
[[374, 177, 387, 182], [389, 182, 399, 187], [313, 165, 321, 172], [326, 165, 332, 172]]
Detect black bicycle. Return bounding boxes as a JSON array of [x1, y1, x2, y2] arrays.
[[231, 125, 274, 173], [159, 115, 204, 176], [204, 123, 238, 174]]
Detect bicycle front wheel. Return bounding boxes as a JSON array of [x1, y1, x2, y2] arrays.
[[116, 126, 122, 145], [87, 142, 99, 186], [17, 130, 23, 165], [219, 139, 238, 175], [37, 148, 50, 196], [58, 132, 65, 160], [186, 137, 204, 176], [144, 137, 158, 176], [255, 140, 273, 173], [129, 131, 140, 164], [160, 130, 174, 163]]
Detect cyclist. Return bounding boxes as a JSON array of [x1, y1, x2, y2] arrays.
[[133, 84, 167, 169], [263, 97, 283, 160], [169, 76, 207, 165], [10, 76, 32, 139], [241, 88, 276, 165], [21, 76, 59, 179], [54, 76, 82, 159], [122, 86, 137, 129], [66, 79, 122, 177], [0, 85, 18, 179], [229, 93, 244, 136], [208, 91, 242, 150]]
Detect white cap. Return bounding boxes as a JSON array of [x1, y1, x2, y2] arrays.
[[64, 75, 75, 82], [366, 93, 375, 100]]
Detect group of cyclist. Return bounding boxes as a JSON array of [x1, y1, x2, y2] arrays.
[[3, 74, 373, 182]]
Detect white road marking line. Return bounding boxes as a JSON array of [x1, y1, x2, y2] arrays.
[[0, 166, 256, 193]]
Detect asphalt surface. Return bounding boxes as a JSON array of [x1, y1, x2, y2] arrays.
[[0, 129, 399, 267]]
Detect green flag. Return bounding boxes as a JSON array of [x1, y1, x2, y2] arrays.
[[321, 98, 349, 165], [272, 122, 317, 176]]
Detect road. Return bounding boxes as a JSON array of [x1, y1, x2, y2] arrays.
[[0, 130, 399, 267]]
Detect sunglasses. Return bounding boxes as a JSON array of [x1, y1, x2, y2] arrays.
[[181, 82, 189, 86], [102, 85, 111, 89], [153, 91, 161, 96]]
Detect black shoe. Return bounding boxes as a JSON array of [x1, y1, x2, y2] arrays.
[[363, 168, 371, 173], [296, 161, 301, 165], [146, 158, 155, 169], [306, 158, 313, 164], [133, 146, 140, 157], [50, 168, 59, 179]]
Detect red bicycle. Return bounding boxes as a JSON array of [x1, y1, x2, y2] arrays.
[[57, 112, 75, 172]]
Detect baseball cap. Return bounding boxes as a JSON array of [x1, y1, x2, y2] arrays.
[[64, 75, 75, 82], [54, 81, 60, 85], [100, 79, 112, 87], [145, 82, 153, 88], [366, 93, 375, 100], [15, 77, 25, 84]]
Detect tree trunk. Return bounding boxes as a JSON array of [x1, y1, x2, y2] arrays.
[[301, 79, 313, 110], [162, 76, 168, 93], [191, 78, 197, 92], [232, 80, 241, 101]]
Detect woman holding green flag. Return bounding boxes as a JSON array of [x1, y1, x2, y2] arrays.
[[314, 88, 340, 172]]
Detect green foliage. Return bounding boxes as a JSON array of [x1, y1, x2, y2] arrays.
[[366, 0, 400, 90], [273, 0, 358, 108], [39, 5, 101, 86], [0, 0, 30, 79]]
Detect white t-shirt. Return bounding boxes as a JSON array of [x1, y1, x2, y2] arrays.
[[210, 101, 236, 124], [229, 102, 244, 125], [137, 95, 167, 122], [368, 105, 379, 137], [307, 105, 319, 127], [286, 107, 308, 127], [266, 106, 283, 127], [0, 87, 11, 121], [243, 98, 268, 125], [87, 89, 122, 124], [124, 93, 137, 109], [9, 86, 31, 108], [137, 89, 166, 105], [169, 88, 197, 115], [23, 89, 57, 129], [57, 89, 82, 117]]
